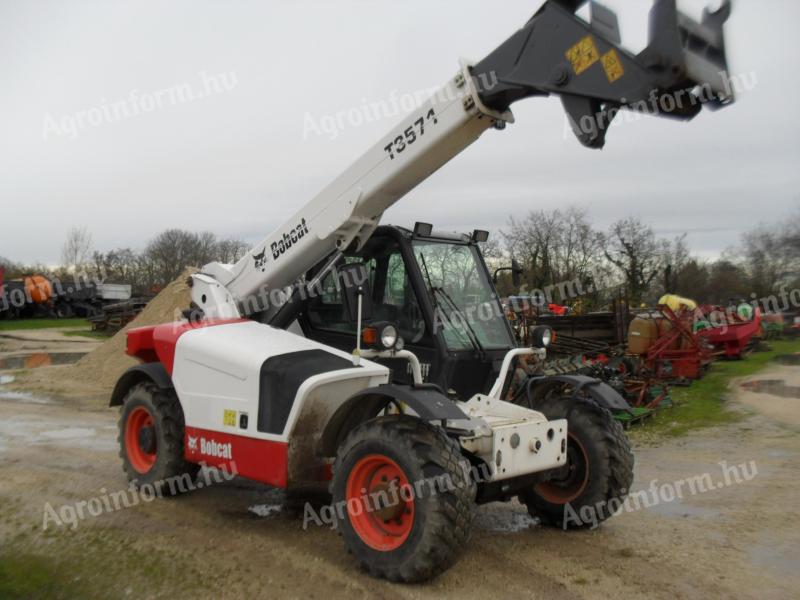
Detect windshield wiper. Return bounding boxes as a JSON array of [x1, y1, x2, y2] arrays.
[[435, 286, 487, 358], [418, 251, 486, 358]]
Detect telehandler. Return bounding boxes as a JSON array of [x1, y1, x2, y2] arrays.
[[110, 0, 734, 582]]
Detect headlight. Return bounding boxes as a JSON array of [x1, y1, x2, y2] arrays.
[[529, 325, 554, 348], [362, 321, 401, 350], [380, 324, 398, 349]]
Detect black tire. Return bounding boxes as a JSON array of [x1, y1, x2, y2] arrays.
[[118, 382, 199, 494], [519, 395, 633, 529], [55, 303, 73, 318], [332, 415, 475, 582], [608, 356, 639, 377]]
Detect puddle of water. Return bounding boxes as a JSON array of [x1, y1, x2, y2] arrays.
[[40, 427, 97, 440], [767, 449, 793, 459], [749, 542, 798, 577], [0, 372, 54, 404], [0, 391, 52, 405], [248, 504, 283, 518], [476, 507, 539, 533], [741, 379, 800, 399], [646, 497, 720, 519], [775, 354, 800, 366], [0, 352, 85, 370], [0, 419, 115, 453]]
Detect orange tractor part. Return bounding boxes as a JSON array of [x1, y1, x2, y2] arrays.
[[23, 275, 53, 304]]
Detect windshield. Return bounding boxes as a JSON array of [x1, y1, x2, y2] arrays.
[[413, 240, 514, 351]]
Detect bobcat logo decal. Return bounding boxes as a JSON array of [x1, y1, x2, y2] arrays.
[[253, 248, 268, 271], [187, 436, 198, 451]]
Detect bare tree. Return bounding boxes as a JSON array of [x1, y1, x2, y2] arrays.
[[196, 231, 219, 266], [742, 223, 796, 297], [707, 260, 750, 304], [0, 255, 20, 277], [216, 238, 251, 264], [142, 229, 252, 287], [144, 229, 204, 286], [603, 218, 661, 305], [505, 209, 562, 291], [92, 247, 144, 289], [659, 233, 690, 294], [502, 207, 604, 304], [671, 259, 710, 300], [554, 207, 604, 290], [785, 207, 800, 289], [61, 226, 93, 269]]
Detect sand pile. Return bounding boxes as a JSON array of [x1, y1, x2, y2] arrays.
[[65, 267, 197, 393]]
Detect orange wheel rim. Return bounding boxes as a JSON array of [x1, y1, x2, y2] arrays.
[[534, 433, 589, 504], [345, 454, 415, 551], [125, 406, 157, 474]]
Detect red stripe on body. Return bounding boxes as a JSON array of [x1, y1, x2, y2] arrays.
[[184, 426, 288, 488]]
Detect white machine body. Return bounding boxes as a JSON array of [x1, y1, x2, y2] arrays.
[[167, 321, 565, 488]]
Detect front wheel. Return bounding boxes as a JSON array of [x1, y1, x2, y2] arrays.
[[118, 382, 199, 493], [519, 396, 633, 529], [331, 416, 475, 582]]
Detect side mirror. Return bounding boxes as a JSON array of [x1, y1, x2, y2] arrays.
[[511, 259, 523, 288], [338, 262, 374, 323], [492, 259, 524, 287]]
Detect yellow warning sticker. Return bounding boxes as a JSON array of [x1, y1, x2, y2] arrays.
[[566, 36, 599, 76], [601, 49, 625, 83], [223, 409, 237, 427]]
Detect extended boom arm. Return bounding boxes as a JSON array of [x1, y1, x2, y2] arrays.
[[191, 0, 733, 320]]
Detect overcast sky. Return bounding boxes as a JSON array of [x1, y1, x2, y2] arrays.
[[1, 0, 798, 266]]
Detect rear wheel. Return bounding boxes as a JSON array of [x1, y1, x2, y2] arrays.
[[519, 395, 633, 529], [608, 356, 639, 377], [55, 303, 74, 318], [118, 382, 199, 493], [332, 416, 475, 582]]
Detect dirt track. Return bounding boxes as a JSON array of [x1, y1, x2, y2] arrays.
[[1, 330, 799, 599]]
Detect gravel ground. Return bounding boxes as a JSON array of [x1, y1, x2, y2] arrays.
[[1, 330, 798, 599]]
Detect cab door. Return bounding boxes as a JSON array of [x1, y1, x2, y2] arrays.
[[300, 235, 442, 387]]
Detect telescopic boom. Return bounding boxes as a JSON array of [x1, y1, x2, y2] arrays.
[[191, 0, 734, 320]]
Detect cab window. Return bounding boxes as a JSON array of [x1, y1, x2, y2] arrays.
[[305, 242, 427, 344]]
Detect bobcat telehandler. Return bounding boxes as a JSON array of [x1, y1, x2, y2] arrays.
[[111, 0, 734, 582]]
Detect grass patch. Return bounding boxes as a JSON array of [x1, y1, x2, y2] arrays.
[[0, 553, 88, 599], [0, 493, 205, 599], [0, 318, 88, 331], [62, 330, 109, 339], [0, 528, 207, 600], [637, 339, 800, 438]]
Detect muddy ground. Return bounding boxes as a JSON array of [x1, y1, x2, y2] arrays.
[[1, 328, 799, 599]]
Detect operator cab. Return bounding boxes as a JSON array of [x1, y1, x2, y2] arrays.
[[298, 224, 516, 398]]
